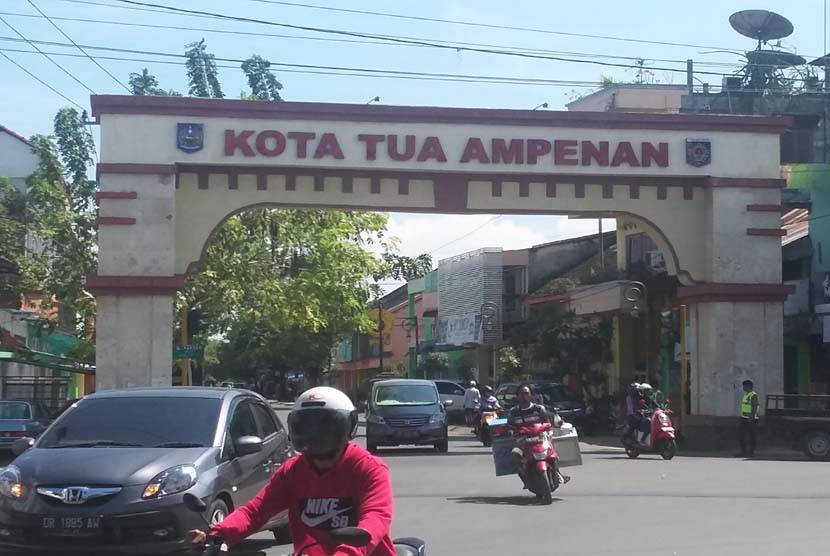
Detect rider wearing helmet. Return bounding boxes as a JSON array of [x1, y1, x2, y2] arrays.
[[188, 387, 395, 556], [634, 383, 658, 443], [479, 385, 502, 412]]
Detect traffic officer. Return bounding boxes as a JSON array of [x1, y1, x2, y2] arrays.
[[738, 379, 759, 457]]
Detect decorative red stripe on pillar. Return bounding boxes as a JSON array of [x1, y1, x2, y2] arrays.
[[746, 204, 784, 212], [96, 191, 137, 200], [433, 175, 468, 211], [747, 228, 787, 237], [87, 275, 185, 296], [96, 217, 136, 226], [678, 282, 794, 303]]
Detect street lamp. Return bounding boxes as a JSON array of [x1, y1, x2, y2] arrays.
[[480, 301, 500, 385], [400, 316, 420, 376], [623, 281, 650, 376]]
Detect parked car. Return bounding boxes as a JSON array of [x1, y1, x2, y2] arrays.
[[432, 380, 466, 415], [0, 400, 53, 451], [495, 381, 588, 430], [766, 393, 830, 459], [365, 379, 450, 453], [0, 387, 293, 554]]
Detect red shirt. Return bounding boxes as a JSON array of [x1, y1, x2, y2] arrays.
[[211, 443, 395, 556]]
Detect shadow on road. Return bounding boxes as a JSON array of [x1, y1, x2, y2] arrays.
[[448, 495, 562, 506]]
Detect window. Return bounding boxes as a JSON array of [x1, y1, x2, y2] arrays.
[[495, 386, 516, 406], [251, 402, 279, 438], [38, 397, 222, 448], [0, 402, 31, 420], [228, 401, 259, 443], [436, 381, 462, 396], [374, 384, 438, 406]]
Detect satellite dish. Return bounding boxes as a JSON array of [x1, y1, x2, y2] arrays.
[[745, 50, 806, 69], [730, 10, 794, 45]]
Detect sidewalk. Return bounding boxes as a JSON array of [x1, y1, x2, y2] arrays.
[[580, 435, 806, 460]]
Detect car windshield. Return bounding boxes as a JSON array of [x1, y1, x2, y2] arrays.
[[496, 384, 575, 406], [0, 402, 31, 420], [38, 397, 222, 448], [374, 384, 439, 406]]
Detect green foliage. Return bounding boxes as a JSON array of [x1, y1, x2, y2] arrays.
[[128, 68, 180, 96], [241, 55, 284, 101], [419, 352, 448, 379], [185, 39, 224, 98], [382, 253, 433, 282]]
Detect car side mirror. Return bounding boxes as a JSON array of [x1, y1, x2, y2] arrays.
[[234, 435, 263, 457], [12, 437, 35, 456], [443, 399, 454, 407]]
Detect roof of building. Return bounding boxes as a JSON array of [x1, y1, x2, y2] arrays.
[[0, 124, 34, 148], [532, 244, 619, 297], [566, 84, 687, 107]]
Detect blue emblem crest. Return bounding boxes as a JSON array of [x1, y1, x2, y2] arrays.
[[685, 139, 711, 167], [177, 123, 203, 153]]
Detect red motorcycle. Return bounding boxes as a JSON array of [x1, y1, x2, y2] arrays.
[[622, 406, 677, 460], [495, 421, 561, 504]]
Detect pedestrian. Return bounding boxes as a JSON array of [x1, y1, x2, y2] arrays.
[[737, 379, 759, 457], [463, 380, 480, 429]]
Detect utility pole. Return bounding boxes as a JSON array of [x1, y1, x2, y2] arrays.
[[179, 306, 189, 386], [377, 300, 384, 372], [680, 304, 688, 436]]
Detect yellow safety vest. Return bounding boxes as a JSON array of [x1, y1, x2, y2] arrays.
[[741, 391, 758, 419]]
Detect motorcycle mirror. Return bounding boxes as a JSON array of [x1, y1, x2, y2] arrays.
[[329, 527, 371, 547], [665, 399, 671, 405], [183, 493, 208, 514]]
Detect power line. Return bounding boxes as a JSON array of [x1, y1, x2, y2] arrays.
[[0, 14, 95, 94], [84, 0, 740, 78], [0, 50, 83, 108], [429, 217, 503, 256], [2, 43, 822, 95], [26, 0, 129, 92], [0, 10, 746, 70]]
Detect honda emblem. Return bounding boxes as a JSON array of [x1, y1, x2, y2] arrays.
[[62, 487, 88, 505]]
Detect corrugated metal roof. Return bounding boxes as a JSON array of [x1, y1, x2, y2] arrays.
[[781, 208, 809, 246]]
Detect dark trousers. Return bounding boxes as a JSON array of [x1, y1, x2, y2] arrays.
[[738, 417, 757, 455]]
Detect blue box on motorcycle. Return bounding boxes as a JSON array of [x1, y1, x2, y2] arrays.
[[489, 418, 508, 426]]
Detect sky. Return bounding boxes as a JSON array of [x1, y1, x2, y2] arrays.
[[1, 0, 827, 272]]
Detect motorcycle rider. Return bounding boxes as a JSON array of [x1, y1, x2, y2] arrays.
[[479, 385, 502, 412], [507, 384, 570, 487], [634, 383, 659, 445], [187, 387, 395, 556]]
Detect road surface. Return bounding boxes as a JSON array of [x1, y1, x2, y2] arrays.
[[235, 419, 830, 556]]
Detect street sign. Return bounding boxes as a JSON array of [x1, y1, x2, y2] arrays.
[[174, 344, 204, 360], [0, 351, 12, 359]]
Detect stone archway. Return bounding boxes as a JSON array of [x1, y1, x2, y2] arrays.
[[88, 95, 792, 418]]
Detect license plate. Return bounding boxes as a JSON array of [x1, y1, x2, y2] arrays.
[[395, 430, 420, 439], [41, 516, 102, 537]]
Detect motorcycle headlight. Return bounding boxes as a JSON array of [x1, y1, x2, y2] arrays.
[[658, 413, 670, 425], [532, 451, 548, 460], [367, 414, 386, 425], [142, 465, 197, 499], [0, 466, 24, 501], [429, 413, 445, 424]]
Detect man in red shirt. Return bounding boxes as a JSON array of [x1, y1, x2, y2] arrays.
[[188, 387, 395, 556]]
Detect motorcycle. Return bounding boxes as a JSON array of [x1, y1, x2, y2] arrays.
[[183, 493, 426, 556], [494, 421, 561, 505], [477, 408, 504, 447], [621, 405, 677, 460]]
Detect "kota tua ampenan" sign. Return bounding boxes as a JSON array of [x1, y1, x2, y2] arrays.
[[223, 130, 670, 167]]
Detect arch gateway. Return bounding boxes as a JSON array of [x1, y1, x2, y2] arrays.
[[88, 95, 792, 420]]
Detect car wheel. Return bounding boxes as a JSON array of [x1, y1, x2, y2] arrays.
[[209, 499, 229, 527], [272, 525, 291, 545], [434, 439, 449, 453], [804, 431, 830, 460]]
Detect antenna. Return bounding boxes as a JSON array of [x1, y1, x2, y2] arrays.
[[728, 10, 804, 93]]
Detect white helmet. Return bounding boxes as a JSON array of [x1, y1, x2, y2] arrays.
[[288, 387, 358, 456], [637, 383, 653, 397]]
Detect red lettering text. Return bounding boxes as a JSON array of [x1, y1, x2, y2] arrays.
[[492, 139, 524, 164], [460, 138, 491, 163], [526, 139, 552, 164], [313, 133, 344, 159], [581, 141, 609, 166], [387, 134, 417, 161], [224, 129, 255, 157], [641, 142, 669, 167], [287, 132, 316, 158], [358, 134, 385, 160], [611, 142, 640, 167], [554, 140, 578, 166], [255, 130, 286, 157], [417, 137, 447, 162]]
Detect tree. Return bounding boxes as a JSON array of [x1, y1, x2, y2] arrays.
[[382, 253, 433, 282], [241, 55, 284, 101], [185, 39, 224, 98], [419, 352, 448, 379], [128, 68, 181, 96]]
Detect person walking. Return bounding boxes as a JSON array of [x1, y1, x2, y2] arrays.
[[737, 379, 759, 457], [463, 380, 481, 430]]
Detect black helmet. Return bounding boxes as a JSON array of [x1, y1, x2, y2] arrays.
[[287, 387, 358, 456], [482, 385, 494, 395]]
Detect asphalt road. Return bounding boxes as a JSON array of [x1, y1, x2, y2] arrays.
[[230, 416, 830, 556]]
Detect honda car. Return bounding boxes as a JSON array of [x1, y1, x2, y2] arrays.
[[0, 388, 293, 554]]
